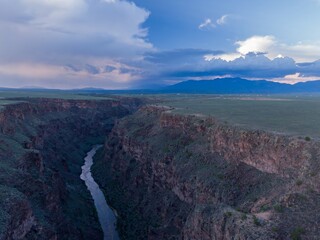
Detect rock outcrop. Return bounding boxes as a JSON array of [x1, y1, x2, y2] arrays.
[[2, 97, 319, 240], [0, 97, 142, 239], [94, 105, 320, 240]]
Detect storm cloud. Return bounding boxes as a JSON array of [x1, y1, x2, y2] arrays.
[[1, 1, 320, 88], [0, 0, 151, 88]]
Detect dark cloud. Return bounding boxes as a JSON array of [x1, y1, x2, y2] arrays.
[[1, 0, 320, 88], [0, 0, 152, 89], [133, 51, 301, 85], [298, 60, 320, 76], [144, 49, 223, 64], [104, 65, 117, 73], [84, 64, 100, 75]]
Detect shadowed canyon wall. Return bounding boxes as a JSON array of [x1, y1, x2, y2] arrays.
[[1, 99, 320, 240], [0, 98, 142, 240], [93, 106, 320, 240]]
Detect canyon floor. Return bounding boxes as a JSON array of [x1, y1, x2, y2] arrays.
[[0, 91, 319, 240]]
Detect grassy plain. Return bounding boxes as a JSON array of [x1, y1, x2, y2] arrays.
[[1, 90, 320, 137], [0, 89, 113, 100], [0, 89, 115, 111], [153, 94, 320, 138]]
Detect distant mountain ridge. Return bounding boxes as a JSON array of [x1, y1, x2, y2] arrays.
[[2, 78, 320, 94], [163, 78, 320, 94]]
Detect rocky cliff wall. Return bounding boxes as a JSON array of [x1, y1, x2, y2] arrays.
[[94, 105, 320, 240], [0, 97, 141, 240], [160, 111, 311, 177]]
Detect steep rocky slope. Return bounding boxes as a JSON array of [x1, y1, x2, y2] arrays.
[[93, 105, 320, 240], [2, 97, 319, 240], [0, 97, 142, 240]]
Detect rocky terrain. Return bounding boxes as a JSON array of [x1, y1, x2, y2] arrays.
[[93, 105, 320, 240], [0, 97, 142, 239], [1, 97, 320, 240]]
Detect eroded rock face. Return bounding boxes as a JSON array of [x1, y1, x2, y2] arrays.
[[94, 106, 320, 240], [0, 97, 142, 240], [160, 111, 311, 177], [5, 200, 35, 240]]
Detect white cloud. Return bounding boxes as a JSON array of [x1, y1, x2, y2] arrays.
[[279, 43, 320, 62], [20, 0, 87, 25], [199, 15, 230, 30], [0, 63, 65, 79], [198, 18, 216, 30], [206, 35, 320, 63], [0, 61, 140, 89], [216, 15, 229, 25], [0, 0, 152, 88], [236, 35, 276, 55], [272, 73, 320, 84], [204, 53, 241, 62]]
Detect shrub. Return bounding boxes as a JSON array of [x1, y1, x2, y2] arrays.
[[224, 211, 232, 218], [253, 216, 261, 226], [296, 180, 303, 186], [305, 136, 311, 141], [274, 204, 284, 213], [241, 213, 247, 220], [310, 171, 317, 177], [290, 227, 305, 240], [260, 205, 270, 212], [186, 150, 193, 158]]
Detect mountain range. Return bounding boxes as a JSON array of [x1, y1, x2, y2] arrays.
[[3, 78, 320, 94], [162, 78, 320, 94]]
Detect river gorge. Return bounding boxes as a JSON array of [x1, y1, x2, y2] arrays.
[[0, 97, 319, 239], [81, 146, 119, 240]]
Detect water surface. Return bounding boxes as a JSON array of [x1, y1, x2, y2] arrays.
[[80, 145, 120, 240]]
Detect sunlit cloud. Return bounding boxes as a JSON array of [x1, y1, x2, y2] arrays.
[[236, 35, 276, 55], [271, 73, 320, 84], [198, 18, 216, 30], [205, 35, 320, 63]]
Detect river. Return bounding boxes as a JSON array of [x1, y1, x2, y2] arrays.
[[80, 145, 120, 240]]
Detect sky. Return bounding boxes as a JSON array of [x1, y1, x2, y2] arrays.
[[1, 0, 320, 89]]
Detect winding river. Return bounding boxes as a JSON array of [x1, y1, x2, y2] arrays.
[[80, 145, 120, 240]]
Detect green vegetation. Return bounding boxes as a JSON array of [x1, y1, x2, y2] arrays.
[[241, 213, 247, 220], [305, 136, 311, 141], [0, 90, 116, 114], [224, 211, 232, 218], [310, 171, 317, 177], [0, 89, 114, 101], [296, 180, 303, 186], [290, 227, 306, 240], [2, 91, 320, 138], [274, 204, 284, 213], [154, 94, 320, 137], [253, 215, 261, 226], [260, 204, 270, 212]]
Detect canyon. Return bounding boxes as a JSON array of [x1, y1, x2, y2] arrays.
[[93, 105, 320, 240], [81, 146, 119, 240], [0, 97, 319, 239], [0, 97, 142, 239]]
